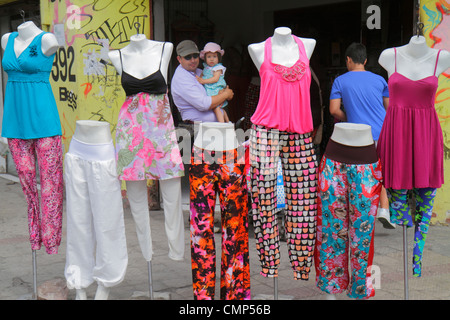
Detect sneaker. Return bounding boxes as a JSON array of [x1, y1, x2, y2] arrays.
[[377, 208, 396, 229]]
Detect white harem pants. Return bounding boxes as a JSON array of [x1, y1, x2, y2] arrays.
[[64, 138, 128, 289]]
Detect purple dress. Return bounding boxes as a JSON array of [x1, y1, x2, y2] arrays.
[[377, 48, 444, 190]]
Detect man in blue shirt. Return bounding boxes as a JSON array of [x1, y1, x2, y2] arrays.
[[329, 42, 394, 229]]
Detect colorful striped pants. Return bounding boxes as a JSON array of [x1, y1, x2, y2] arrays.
[[189, 146, 250, 300], [250, 124, 318, 280], [8, 136, 63, 254], [387, 187, 437, 277], [315, 156, 382, 299]]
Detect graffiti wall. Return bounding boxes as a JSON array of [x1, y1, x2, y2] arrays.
[[40, 0, 151, 152], [421, 0, 450, 224]]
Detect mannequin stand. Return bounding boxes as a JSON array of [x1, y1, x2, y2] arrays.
[[403, 225, 409, 300], [274, 278, 278, 300], [148, 261, 154, 300], [32, 250, 37, 300]]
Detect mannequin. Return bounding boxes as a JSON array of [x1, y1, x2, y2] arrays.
[[377, 35, 450, 298], [64, 120, 128, 300], [315, 123, 382, 299], [247, 27, 318, 291], [1, 21, 61, 299], [190, 122, 250, 300], [109, 34, 184, 299]]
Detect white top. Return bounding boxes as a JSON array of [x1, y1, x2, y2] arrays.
[[330, 123, 374, 147], [108, 34, 173, 82], [378, 35, 450, 80], [248, 27, 316, 70], [73, 120, 112, 144], [1, 21, 59, 57], [193, 122, 238, 151]]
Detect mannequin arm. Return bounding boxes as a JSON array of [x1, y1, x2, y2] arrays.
[[330, 98, 347, 121]]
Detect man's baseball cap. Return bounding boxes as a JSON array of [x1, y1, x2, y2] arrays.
[[176, 40, 199, 57]]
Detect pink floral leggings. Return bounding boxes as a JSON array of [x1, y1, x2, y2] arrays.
[[8, 136, 64, 254]]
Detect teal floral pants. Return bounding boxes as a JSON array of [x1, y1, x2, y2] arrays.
[[387, 188, 436, 277]]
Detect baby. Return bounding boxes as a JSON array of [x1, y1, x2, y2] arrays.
[[197, 42, 230, 123]]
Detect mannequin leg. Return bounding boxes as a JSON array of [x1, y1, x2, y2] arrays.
[[8, 139, 42, 251], [280, 132, 318, 280], [159, 177, 185, 261], [35, 136, 64, 254], [217, 150, 250, 300], [250, 125, 281, 278], [75, 289, 87, 300], [411, 187, 436, 277], [94, 284, 110, 300], [126, 180, 153, 261], [189, 159, 217, 299]]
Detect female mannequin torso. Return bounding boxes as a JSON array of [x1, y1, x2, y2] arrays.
[[108, 34, 173, 82], [248, 27, 316, 70], [378, 35, 450, 80], [1, 21, 59, 56]]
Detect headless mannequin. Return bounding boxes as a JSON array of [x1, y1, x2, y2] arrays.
[[248, 26, 316, 70], [1, 21, 59, 57], [71, 121, 112, 300], [378, 35, 450, 80], [326, 123, 374, 300], [109, 36, 184, 301], [1, 20, 59, 301]]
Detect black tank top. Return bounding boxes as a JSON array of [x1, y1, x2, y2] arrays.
[[120, 42, 167, 96]]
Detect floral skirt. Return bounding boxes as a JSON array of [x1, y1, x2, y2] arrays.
[[115, 92, 184, 180]]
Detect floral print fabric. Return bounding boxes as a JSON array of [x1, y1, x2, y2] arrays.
[[387, 187, 436, 277], [8, 136, 63, 254], [115, 92, 184, 180], [315, 156, 382, 299], [189, 147, 250, 300]]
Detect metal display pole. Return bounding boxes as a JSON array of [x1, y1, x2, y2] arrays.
[[32, 250, 37, 300], [403, 226, 409, 300], [148, 261, 154, 300], [274, 277, 278, 300]]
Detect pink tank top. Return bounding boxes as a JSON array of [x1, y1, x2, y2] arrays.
[[250, 36, 313, 134]]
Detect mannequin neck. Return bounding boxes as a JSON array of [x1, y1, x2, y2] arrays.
[[17, 21, 43, 41], [126, 34, 149, 53], [404, 35, 431, 59], [272, 27, 295, 47]]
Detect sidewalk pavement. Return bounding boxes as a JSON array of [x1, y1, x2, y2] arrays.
[[1, 173, 450, 301]]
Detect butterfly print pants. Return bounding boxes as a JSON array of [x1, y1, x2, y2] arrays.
[[189, 146, 250, 300], [250, 124, 318, 280]]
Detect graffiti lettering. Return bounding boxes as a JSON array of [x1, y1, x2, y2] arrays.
[[67, 5, 82, 30], [59, 87, 78, 111]]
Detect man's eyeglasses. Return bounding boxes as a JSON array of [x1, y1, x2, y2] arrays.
[[183, 53, 199, 60]]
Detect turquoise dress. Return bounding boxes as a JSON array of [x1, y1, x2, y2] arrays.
[[1, 31, 61, 139], [202, 62, 228, 108]]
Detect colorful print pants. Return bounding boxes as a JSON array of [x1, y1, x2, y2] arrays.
[[315, 157, 382, 299], [250, 124, 318, 280], [387, 187, 437, 277], [8, 136, 63, 254], [189, 146, 250, 300]]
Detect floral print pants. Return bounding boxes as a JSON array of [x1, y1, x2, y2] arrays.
[[315, 157, 382, 299], [8, 136, 63, 254], [387, 187, 436, 277], [250, 124, 318, 280], [189, 146, 250, 300]]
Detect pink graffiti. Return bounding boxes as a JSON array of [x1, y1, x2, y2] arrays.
[[430, 0, 450, 77]]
